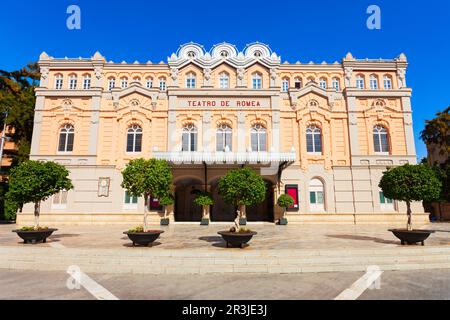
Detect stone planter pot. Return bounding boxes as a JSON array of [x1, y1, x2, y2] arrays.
[[389, 229, 435, 246], [160, 218, 170, 226], [13, 229, 57, 244], [239, 217, 247, 226], [200, 218, 210, 226], [279, 217, 288, 225], [123, 230, 164, 247], [218, 231, 257, 248]]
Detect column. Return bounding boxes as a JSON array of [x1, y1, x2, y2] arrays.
[[30, 96, 45, 156], [88, 95, 101, 155], [401, 96, 417, 157], [346, 96, 360, 157]]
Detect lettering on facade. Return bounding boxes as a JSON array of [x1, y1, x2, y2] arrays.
[[181, 98, 268, 109]]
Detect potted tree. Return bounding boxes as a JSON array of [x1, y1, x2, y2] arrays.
[[277, 194, 294, 225], [217, 167, 266, 248], [159, 193, 174, 226], [379, 164, 442, 245], [194, 191, 214, 225], [8, 160, 73, 244], [121, 158, 173, 247]]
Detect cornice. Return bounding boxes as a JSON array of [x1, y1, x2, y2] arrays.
[[35, 88, 103, 97], [167, 88, 280, 97], [344, 88, 412, 98]]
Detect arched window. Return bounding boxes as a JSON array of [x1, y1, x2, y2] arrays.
[[126, 125, 143, 153], [146, 77, 153, 88], [55, 74, 63, 90], [282, 78, 289, 92], [58, 124, 74, 152], [319, 78, 327, 89], [219, 72, 229, 89], [216, 124, 232, 152], [294, 77, 302, 89], [252, 72, 262, 90], [108, 77, 116, 91], [120, 77, 128, 89], [133, 77, 141, 84], [250, 124, 267, 152], [159, 77, 166, 91], [186, 72, 196, 89], [309, 179, 325, 212], [383, 75, 392, 90], [369, 75, 379, 90], [82, 74, 91, 90], [68, 74, 77, 90], [356, 75, 365, 89], [332, 78, 340, 91], [373, 125, 389, 153], [182, 124, 197, 152], [306, 125, 322, 154]]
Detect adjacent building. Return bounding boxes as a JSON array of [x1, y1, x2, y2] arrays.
[[18, 42, 428, 225]]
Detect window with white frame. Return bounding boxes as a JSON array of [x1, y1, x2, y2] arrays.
[[58, 124, 74, 152], [124, 190, 138, 209], [332, 78, 340, 91], [294, 77, 302, 89], [146, 77, 153, 88], [250, 124, 267, 152], [282, 78, 289, 92], [52, 190, 68, 209], [55, 74, 63, 90], [369, 75, 379, 90], [383, 75, 392, 90], [319, 78, 327, 90], [306, 125, 322, 154], [356, 75, 365, 89], [82, 75, 91, 90], [252, 72, 262, 89], [68, 75, 77, 90], [159, 77, 166, 91], [186, 72, 196, 89], [182, 124, 197, 151], [216, 124, 232, 152], [379, 190, 394, 211], [219, 72, 229, 89], [121, 77, 128, 89], [108, 77, 116, 90], [126, 125, 143, 153], [373, 125, 390, 153], [309, 179, 325, 212]]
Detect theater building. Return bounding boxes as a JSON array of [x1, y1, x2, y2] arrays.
[[18, 42, 428, 225]]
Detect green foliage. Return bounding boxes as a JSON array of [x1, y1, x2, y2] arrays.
[[228, 226, 253, 233], [379, 164, 442, 203], [127, 225, 144, 233], [19, 226, 49, 231], [159, 193, 174, 206], [421, 107, 450, 156], [3, 193, 19, 221], [277, 194, 295, 209], [6, 161, 73, 207], [432, 160, 450, 202], [218, 167, 266, 206], [121, 158, 173, 199], [194, 191, 214, 207]]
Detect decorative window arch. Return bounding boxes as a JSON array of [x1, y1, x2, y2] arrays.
[[356, 74, 365, 89], [219, 72, 230, 89], [250, 124, 267, 152], [68, 74, 78, 90], [216, 124, 232, 152], [146, 77, 153, 88], [294, 77, 302, 89], [252, 72, 262, 90], [126, 125, 143, 153], [374, 99, 386, 108], [332, 77, 340, 91], [319, 78, 327, 89], [306, 125, 322, 154], [383, 75, 393, 90], [55, 74, 63, 90], [82, 74, 91, 90], [307, 76, 315, 84], [58, 124, 74, 152], [373, 125, 390, 153], [133, 76, 141, 84], [108, 77, 116, 90], [186, 72, 196, 89], [182, 123, 198, 152], [309, 178, 325, 212], [120, 77, 128, 89], [159, 77, 167, 91], [282, 77, 290, 92], [369, 74, 379, 90]]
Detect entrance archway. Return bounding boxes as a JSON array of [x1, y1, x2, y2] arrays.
[[174, 178, 203, 222]]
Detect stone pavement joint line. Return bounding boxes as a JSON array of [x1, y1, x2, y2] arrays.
[[68, 267, 119, 300], [334, 268, 383, 300]]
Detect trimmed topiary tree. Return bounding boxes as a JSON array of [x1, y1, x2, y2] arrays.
[[159, 193, 174, 225], [277, 194, 294, 225], [379, 164, 442, 231], [218, 167, 266, 230], [194, 191, 214, 224], [6, 160, 73, 228], [121, 158, 173, 231]]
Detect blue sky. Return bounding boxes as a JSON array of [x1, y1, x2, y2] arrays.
[[1, 0, 449, 160]]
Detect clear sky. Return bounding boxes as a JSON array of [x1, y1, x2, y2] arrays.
[[1, 0, 449, 160]]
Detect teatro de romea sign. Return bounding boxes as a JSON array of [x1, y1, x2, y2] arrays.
[[179, 97, 270, 109]]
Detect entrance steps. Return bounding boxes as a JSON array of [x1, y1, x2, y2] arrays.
[[1, 246, 450, 274]]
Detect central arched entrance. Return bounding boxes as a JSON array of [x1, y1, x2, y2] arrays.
[[174, 178, 203, 222], [210, 178, 274, 222]]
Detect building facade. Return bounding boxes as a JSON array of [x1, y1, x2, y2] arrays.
[[18, 42, 428, 225]]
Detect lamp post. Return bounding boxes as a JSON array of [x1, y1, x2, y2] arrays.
[[0, 111, 9, 175]]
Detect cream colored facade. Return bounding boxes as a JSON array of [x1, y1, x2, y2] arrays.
[[18, 42, 428, 225]]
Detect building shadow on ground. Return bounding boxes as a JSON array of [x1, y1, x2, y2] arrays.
[[198, 236, 227, 248], [50, 233, 80, 239], [326, 234, 399, 245]]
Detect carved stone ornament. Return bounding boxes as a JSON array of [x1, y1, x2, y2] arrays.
[[41, 67, 49, 80], [270, 68, 278, 80], [203, 68, 212, 81], [98, 177, 110, 197], [170, 67, 179, 81], [94, 66, 103, 80], [237, 68, 245, 80]]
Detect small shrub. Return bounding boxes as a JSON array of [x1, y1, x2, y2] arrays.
[[19, 226, 49, 231], [194, 192, 214, 207]]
